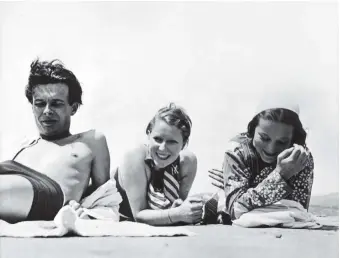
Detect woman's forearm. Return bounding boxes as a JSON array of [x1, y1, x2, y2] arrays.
[[136, 207, 182, 226]]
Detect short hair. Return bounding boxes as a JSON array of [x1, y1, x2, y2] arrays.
[[247, 108, 307, 146], [25, 59, 83, 105], [146, 103, 192, 147]]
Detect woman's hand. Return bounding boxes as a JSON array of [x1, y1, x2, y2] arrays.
[[276, 144, 308, 181], [174, 196, 203, 224], [208, 168, 224, 189]]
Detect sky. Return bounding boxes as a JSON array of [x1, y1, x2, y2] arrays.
[[0, 1, 338, 196]]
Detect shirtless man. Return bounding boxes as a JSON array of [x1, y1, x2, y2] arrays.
[[0, 59, 110, 223]]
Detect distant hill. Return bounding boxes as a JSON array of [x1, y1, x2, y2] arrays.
[[310, 192, 339, 208], [309, 192, 338, 217]]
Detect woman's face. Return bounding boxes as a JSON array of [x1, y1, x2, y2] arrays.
[[253, 118, 294, 164], [148, 119, 184, 169]]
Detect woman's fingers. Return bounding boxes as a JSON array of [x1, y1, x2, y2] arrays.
[[299, 156, 308, 167], [211, 181, 224, 189], [191, 202, 204, 211], [208, 169, 224, 178], [297, 150, 308, 167], [208, 173, 224, 184], [187, 196, 203, 203], [287, 147, 301, 162], [278, 147, 295, 161]]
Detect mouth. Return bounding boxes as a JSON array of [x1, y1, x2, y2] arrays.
[[156, 152, 171, 160], [40, 119, 57, 127], [262, 150, 278, 159]]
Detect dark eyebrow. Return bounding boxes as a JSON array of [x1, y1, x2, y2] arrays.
[[167, 139, 179, 143], [51, 99, 65, 103], [277, 137, 290, 141], [258, 132, 269, 137]]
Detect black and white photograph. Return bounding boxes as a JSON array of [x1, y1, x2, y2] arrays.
[[0, 1, 338, 258]]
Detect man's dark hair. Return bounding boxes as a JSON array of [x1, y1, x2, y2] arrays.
[[25, 59, 83, 105]]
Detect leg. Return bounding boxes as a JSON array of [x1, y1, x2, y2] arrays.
[[0, 175, 34, 223]]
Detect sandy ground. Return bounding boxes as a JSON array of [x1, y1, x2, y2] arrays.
[[0, 216, 338, 258]]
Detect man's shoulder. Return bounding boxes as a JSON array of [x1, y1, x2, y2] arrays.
[[77, 129, 106, 141], [20, 136, 39, 147], [74, 129, 107, 147], [6, 135, 39, 160]]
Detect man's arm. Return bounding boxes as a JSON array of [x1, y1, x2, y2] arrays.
[[88, 130, 110, 190]]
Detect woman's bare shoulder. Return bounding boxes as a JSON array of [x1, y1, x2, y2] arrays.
[[180, 148, 197, 163], [179, 149, 197, 174], [122, 144, 147, 162], [119, 144, 149, 181]]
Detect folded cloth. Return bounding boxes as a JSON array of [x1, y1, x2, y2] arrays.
[[0, 180, 195, 237], [232, 199, 322, 229], [76, 179, 123, 220]]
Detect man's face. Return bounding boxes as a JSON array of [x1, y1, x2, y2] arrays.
[[32, 83, 76, 137]]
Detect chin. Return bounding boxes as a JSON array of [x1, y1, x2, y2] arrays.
[[261, 155, 276, 164], [41, 131, 56, 136], [154, 160, 171, 169], [153, 156, 176, 169]]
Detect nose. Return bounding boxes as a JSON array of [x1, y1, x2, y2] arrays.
[[158, 142, 167, 151], [266, 142, 279, 154], [43, 104, 53, 116]]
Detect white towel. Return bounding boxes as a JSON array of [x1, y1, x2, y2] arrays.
[[0, 180, 195, 237], [76, 179, 122, 221], [0, 206, 195, 237], [233, 199, 322, 229]]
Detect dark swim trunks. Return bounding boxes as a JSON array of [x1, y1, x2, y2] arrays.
[[0, 160, 64, 221]]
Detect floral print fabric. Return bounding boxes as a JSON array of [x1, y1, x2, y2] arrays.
[[223, 135, 314, 219]]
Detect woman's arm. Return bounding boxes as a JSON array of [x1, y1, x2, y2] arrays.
[[178, 149, 198, 200], [289, 152, 314, 210], [224, 145, 293, 219]]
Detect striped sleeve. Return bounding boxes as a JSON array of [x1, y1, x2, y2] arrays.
[[223, 144, 292, 219]]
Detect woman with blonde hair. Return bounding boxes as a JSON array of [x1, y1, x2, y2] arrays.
[[113, 103, 206, 226]]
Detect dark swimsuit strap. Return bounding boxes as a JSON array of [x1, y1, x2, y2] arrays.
[[12, 138, 40, 161]]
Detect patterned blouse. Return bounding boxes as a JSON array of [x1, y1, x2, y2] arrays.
[[223, 134, 314, 219]]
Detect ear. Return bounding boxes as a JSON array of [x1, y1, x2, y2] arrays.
[[70, 103, 79, 116]]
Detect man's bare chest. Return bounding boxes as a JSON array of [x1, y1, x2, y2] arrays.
[[15, 139, 93, 171]]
